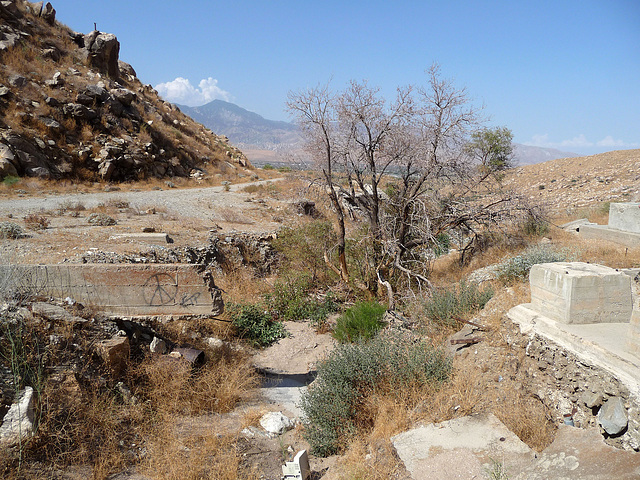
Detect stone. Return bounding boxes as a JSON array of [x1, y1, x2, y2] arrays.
[[63, 103, 97, 120], [529, 262, 632, 324], [0, 158, 18, 178], [41, 47, 59, 61], [118, 61, 137, 78], [609, 203, 640, 234], [282, 450, 311, 480], [149, 336, 167, 354], [31, 302, 86, 323], [0, 85, 10, 98], [0, 386, 34, 445], [40, 1, 55, 24], [4, 133, 50, 177], [259, 411, 294, 435], [96, 336, 130, 376], [84, 31, 120, 78], [581, 390, 604, 409], [40, 116, 61, 130], [597, 396, 628, 435], [112, 88, 135, 106], [7, 74, 26, 87], [206, 337, 224, 350]]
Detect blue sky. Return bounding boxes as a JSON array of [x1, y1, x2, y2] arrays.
[[55, 1, 639, 155]]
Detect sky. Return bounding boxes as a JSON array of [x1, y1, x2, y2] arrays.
[[54, 0, 640, 156]]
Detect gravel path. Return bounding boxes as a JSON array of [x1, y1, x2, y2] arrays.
[[0, 178, 285, 220]]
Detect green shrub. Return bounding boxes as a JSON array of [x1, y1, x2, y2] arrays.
[[2, 175, 20, 186], [228, 303, 287, 347], [301, 331, 451, 456], [0, 221, 26, 239], [420, 281, 493, 327], [434, 232, 450, 257], [277, 166, 292, 173], [332, 301, 386, 343], [262, 164, 274, 170], [496, 244, 577, 282]]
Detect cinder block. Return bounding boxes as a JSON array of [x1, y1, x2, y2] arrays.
[[530, 262, 632, 324], [609, 202, 640, 234]]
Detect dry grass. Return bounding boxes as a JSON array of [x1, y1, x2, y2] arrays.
[[212, 207, 255, 225]]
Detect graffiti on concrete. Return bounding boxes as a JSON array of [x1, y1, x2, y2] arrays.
[[142, 273, 178, 306]]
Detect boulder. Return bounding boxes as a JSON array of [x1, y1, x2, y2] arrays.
[[3, 134, 50, 177], [7, 74, 26, 87], [41, 46, 60, 61], [84, 31, 120, 78], [259, 411, 295, 435], [597, 396, 628, 435], [0, 386, 34, 445], [112, 88, 136, 106], [96, 336, 130, 376], [118, 60, 136, 78], [40, 2, 55, 25], [63, 103, 97, 121], [149, 336, 167, 354]]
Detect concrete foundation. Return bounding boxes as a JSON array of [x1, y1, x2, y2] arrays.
[[0, 264, 223, 316], [609, 202, 640, 234], [530, 262, 632, 324], [578, 224, 640, 249], [110, 233, 173, 244]]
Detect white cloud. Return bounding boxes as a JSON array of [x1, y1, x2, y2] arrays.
[[597, 135, 626, 147], [155, 77, 230, 106], [525, 133, 639, 153], [558, 134, 593, 148]]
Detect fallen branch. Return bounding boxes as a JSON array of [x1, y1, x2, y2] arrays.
[[450, 336, 483, 345], [453, 316, 487, 331]]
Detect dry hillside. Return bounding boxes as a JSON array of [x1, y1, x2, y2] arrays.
[[503, 148, 640, 216], [0, 0, 250, 183]]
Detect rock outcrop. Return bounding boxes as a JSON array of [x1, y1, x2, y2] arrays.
[[0, 0, 250, 182]]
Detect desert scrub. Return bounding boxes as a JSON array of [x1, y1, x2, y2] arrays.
[[332, 301, 387, 343], [0, 221, 26, 239], [87, 213, 117, 226], [264, 274, 338, 325], [23, 213, 49, 231], [497, 244, 577, 282], [418, 281, 493, 327], [300, 331, 451, 456], [228, 303, 287, 347]]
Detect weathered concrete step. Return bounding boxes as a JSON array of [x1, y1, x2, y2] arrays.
[[0, 264, 222, 316], [110, 233, 173, 244]]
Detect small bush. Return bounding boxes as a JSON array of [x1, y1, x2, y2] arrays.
[[434, 232, 450, 257], [2, 175, 20, 186], [301, 331, 451, 456], [332, 301, 387, 343], [262, 164, 274, 170], [24, 213, 50, 231], [0, 221, 26, 239], [228, 303, 287, 347], [87, 213, 117, 226], [420, 281, 493, 327], [497, 244, 578, 282]]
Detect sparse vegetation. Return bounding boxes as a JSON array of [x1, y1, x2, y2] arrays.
[[0, 221, 26, 239], [416, 281, 494, 327], [23, 213, 49, 231], [87, 213, 117, 226], [496, 244, 578, 282], [228, 303, 288, 347], [332, 301, 387, 343]]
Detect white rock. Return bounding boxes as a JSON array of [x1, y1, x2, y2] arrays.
[[0, 387, 34, 445], [259, 411, 294, 435]]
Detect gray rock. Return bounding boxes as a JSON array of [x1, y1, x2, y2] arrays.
[[582, 390, 604, 408], [63, 103, 97, 120], [45, 71, 64, 87], [0, 159, 17, 178], [7, 74, 26, 87], [149, 336, 167, 354], [597, 396, 628, 435], [39, 116, 60, 130], [0, 386, 34, 445], [44, 96, 59, 106], [118, 60, 136, 78], [40, 1, 55, 24], [4, 133, 50, 177], [84, 31, 120, 78], [31, 302, 86, 323], [0, 85, 11, 97], [112, 88, 135, 106]]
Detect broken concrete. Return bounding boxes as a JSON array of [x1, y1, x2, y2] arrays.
[[0, 264, 223, 316], [0, 386, 34, 445], [110, 233, 173, 245], [609, 202, 640, 234], [282, 450, 311, 480], [578, 224, 640, 249], [530, 262, 632, 324], [576, 202, 640, 248]]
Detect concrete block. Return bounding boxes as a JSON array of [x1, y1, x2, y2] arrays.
[[609, 202, 640, 233], [0, 264, 223, 316], [110, 233, 173, 244], [97, 336, 130, 375], [530, 262, 632, 324], [578, 224, 640, 249]]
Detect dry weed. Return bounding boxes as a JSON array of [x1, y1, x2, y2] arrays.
[[213, 206, 255, 225], [339, 439, 407, 480]]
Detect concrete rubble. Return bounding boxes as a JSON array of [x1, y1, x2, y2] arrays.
[[576, 202, 640, 248], [0, 386, 34, 445]]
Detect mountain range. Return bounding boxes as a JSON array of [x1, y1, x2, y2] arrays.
[[178, 99, 580, 167]]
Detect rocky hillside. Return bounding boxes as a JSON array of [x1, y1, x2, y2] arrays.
[[503, 148, 640, 214], [0, 0, 249, 182]]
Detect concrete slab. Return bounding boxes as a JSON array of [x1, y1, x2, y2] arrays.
[[530, 262, 632, 324], [578, 224, 640, 249], [0, 264, 222, 316], [110, 233, 173, 244], [508, 304, 640, 398], [609, 202, 640, 234], [391, 413, 534, 480]]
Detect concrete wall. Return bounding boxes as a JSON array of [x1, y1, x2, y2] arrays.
[[530, 262, 632, 324], [609, 203, 640, 234], [0, 264, 222, 316], [578, 224, 640, 249]]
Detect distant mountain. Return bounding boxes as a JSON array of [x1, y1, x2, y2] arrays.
[[513, 144, 580, 166], [177, 100, 302, 150], [178, 100, 582, 167]]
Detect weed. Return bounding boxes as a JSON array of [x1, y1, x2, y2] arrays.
[[2, 176, 20, 186], [484, 458, 510, 480], [228, 303, 288, 348], [496, 244, 577, 282], [417, 281, 493, 327], [300, 331, 451, 456], [332, 301, 387, 343], [0, 221, 26, 239], [23, 213, 49, 231], [262, 164, 274, 170]]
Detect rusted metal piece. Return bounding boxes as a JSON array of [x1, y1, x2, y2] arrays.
[[171, 347, 205, 365], [450, 336, 483, 345], [453, 317, 487, 331]]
